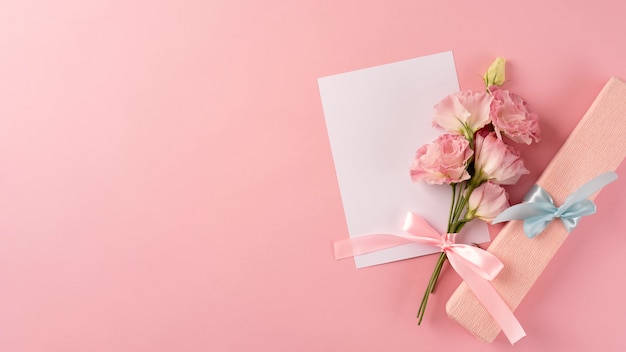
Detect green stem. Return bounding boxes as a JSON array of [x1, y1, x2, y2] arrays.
[[451, 182, 467, 225], [448, 184, 457, 231], [417, 251, 447, 325], [429, 251, 447, 293], [453, 220, 469, 234], [453, 183, 476, 226]]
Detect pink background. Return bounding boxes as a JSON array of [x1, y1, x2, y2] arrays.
[[1, 0, 625, 351]]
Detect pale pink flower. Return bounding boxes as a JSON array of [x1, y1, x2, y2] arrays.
[[433, 91, 493, 139], [474, 132, 529, 185], [490, 89, 540, 144], [466, 182, 509, 222], [410, 134, 473, 185]]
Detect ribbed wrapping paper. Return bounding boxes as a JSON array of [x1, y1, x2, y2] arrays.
[[446, 77, 626, 343]]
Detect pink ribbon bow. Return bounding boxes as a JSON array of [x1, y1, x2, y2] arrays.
[[334, 212, 525, 344]]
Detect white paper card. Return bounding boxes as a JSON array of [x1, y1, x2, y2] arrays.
[[319, 51, 490, 268]]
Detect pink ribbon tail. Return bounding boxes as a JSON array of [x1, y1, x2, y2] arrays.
[[334, 234, 415, 259], [447, 249, 526, 344]]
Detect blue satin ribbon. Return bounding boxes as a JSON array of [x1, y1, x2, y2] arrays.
[[492, 172, 618, 238]]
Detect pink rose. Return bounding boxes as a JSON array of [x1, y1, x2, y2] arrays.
[[433, 91, 493, 139], [410, 134, 473, 185], [474, 132, 529, 185], [490, 89, 540, 144], [466, 182, 509, 222]]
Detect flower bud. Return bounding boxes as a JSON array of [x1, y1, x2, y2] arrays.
[[466, 182, 509, 222], [483, 57, 506, 87]]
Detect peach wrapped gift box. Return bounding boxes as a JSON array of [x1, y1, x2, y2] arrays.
[[446, 77, 626, 343]]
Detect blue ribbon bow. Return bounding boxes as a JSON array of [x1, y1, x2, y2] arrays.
[[492, 172, 618, 238]]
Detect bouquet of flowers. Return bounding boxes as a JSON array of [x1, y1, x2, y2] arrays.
[[410, 58, 540, 324]]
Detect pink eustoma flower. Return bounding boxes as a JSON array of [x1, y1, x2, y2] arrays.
[[490, 89, 540, 144], [410, 134, 473, 185], [433, 91, 493, 139], [474, 132, 529, 185], [466, 182, 509, 222]]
